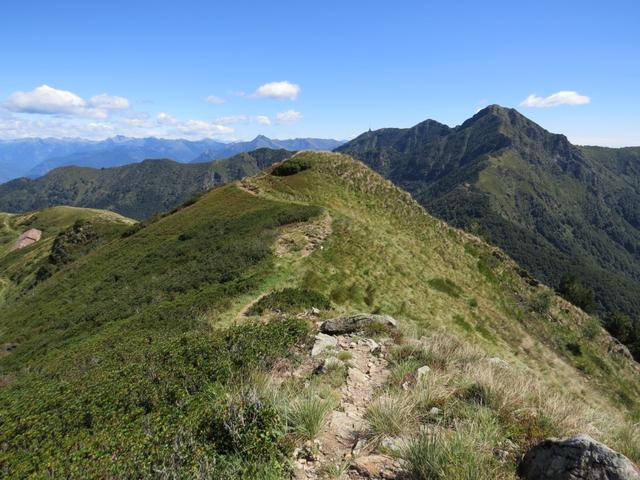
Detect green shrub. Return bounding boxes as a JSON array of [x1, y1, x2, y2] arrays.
[[529, 291, 552, 314], [247, 287, 330, 315], [272, 157, 314, 176], [558, 274, 595, 313], [566, 341, 582, 356], [427, 278, 462, 298]]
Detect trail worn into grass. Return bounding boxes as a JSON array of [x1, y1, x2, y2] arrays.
[[293, 332, 401, 480]]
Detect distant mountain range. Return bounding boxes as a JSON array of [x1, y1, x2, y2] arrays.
[[338, 105, 640, 357], [0, 135, 343, 182], [190, 135, 344, 163], [0, 148, 293, 219]]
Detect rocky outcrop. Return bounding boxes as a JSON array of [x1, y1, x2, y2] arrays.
[[10, 228, 42, 251], [518, 434, 640, 480], [320, 314, 397, 335]]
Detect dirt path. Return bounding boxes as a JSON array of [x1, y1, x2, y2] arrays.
[[293, 333, 401, 479]]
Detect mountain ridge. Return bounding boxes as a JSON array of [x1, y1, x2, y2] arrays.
[[337, 105, 640, 358], [0, 148, 294, 219]]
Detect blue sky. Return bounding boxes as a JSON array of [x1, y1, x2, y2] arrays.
[[0, 0, 638, 145]]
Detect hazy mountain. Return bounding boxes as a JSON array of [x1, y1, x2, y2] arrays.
[[1, 152, 637, 476], [0, 135, 342, 182], [24, 136, 226, 178], [0, 137, 99, 183], [191, 135, 344, 162], [337, 105, 640, 357], [0, 148, 293, 219]]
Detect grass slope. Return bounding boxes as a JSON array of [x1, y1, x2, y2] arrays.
[[0, 152, 638, 478], [0, 207, 134, 308]]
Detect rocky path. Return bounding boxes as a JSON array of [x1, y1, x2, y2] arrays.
[[293, 316, 402, 479]]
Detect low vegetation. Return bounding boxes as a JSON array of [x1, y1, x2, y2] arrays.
[[271, 157, 314, 176], [0, 151, 638, 477], [247, 287, 330, 315]]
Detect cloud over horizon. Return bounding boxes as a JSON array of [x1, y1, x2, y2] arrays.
[[3, 85, 130, 119], [520, 91, 591, 108], [275, 109, 302, 124]]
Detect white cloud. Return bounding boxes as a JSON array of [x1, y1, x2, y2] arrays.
[[156, 112, 177, 124], [89, 94, 129, 110], [205, 95, 225, 104], [519, 91, 590, 108], [275, 109, 302, 124], [5, 85, 86, 115], [155, 112, 232, 137], [256, 115, 272, 125], [173, 119, 233, 136], [215, 115, 249, 124], [3, 85, 131, 119], [253, 81, 300, 100]]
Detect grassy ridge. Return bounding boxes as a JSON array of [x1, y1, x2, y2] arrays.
[[0, 185, 320, 477], [0, 152, 638, 477]]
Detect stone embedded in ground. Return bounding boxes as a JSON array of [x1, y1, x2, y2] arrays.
[[351, 454, 399, 479], [311, 333, 338, 356], [416, 365, 430, 379], [319, 313, 397, 335], [608, 338, 634, 361], [365, 338, 381, 354], [518, 434, 640, 480], [380, 436, 405, 452], [10, 228, 42, 251]]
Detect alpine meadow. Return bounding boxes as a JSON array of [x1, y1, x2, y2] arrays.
[[1, 2, 640, 479]]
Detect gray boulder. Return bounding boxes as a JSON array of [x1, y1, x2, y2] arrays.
[[311, 333, 338, 357], [320, 314, 397, 335], [518, 434, 640, 480]]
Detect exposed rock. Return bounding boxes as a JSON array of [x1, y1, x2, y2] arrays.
[[609, 338, 634, 361], [416, 365, 430, 379], [429, 407, 442, 416], [518, 434, 640, 480], [311, 333, 337, 357], [10, 228, 42, 251], [365, 338, 381, 354], [351, 454, 398, 478], [380, 436, 405, 452], [320, 314, 397, 335]]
